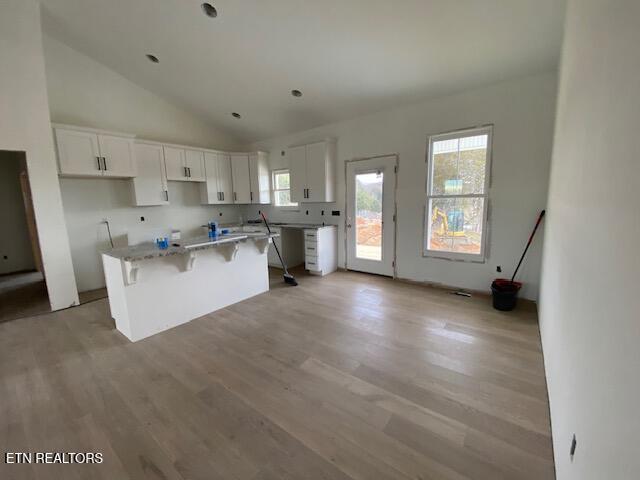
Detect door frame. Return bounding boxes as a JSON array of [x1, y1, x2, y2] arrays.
[[344, 154, 398, 277]]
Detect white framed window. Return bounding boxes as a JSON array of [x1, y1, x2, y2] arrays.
[[424, 125, 492, 261], [272, 169, 298, 208]]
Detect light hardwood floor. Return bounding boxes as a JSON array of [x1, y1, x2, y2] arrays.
[[0, 268, 554, 479]]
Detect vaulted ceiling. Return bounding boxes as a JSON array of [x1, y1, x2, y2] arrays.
[[40, 0, 566, 143]]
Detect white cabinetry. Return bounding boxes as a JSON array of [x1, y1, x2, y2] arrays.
[[54, 126, 136, 178], [132, 143, 168, 206], [249, 151, 271, 204], [288, 139, 336, 203], [304, 226, 338, 276], [231, 154, 252, 204], [201, 152, 234, 204], [164, 146, 205, 182]]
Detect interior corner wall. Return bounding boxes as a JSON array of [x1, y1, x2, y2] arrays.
[[539, 1, 640, 479], [0, 0, 78, 310], [247, 72, 558, 300]]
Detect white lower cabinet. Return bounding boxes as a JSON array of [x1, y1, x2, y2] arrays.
[[132, 143, 168, 206], [304, 226, 338, 276]]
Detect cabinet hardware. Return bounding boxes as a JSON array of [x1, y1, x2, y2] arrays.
[[221, 192, 225, 201], [102, 157, 108, 171], [96, 156, 101, 170], [164, 190, 169, 201], [183, 166, 188, 177], [188, 167, 191, 177], [307, 188, 310, 199], [250, 191, 253, 202], [234, 192, 237, 201]]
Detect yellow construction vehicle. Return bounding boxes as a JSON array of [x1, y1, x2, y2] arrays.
[[431, 207, 465, 237]]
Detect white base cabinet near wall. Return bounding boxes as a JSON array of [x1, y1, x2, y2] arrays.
[[132, 142, 168, 206], [54, 124, 136, 178], [304, 226, 338, 276]]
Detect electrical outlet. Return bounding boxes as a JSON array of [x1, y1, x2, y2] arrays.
[[570, 434, 577, 460], [496, 265, 502, 273], [321, 210, 324, 216], [305, 210, 309, 215], [140, 216, 145, 222], [332, 210, 340, 216]]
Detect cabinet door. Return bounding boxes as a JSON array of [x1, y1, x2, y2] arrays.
[[249, 152, 271, 204], [202, 152, 221, 204], [98, 134, 136, 177], [185, 149, 205, 182], [217, 154, 234, 204], [55, 128, 102, 176], [288, 145, 307, 203], [133, 143, 168, 206], [305, 142, 326, 202], [164, 146, 186, 181], [230, 154, 251, 204]]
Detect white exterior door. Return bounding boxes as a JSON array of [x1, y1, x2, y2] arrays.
[[346, 156, 397, 276], [55, 128, 102, 176]]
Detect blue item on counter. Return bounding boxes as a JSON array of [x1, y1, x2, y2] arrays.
[[156, 237, 169, 249], [221, 228, 229, 235], [208, 221, 218, 238]]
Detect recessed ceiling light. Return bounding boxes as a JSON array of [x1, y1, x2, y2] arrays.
[[232, 112, 241, 119], [201, 3, 218, 18], [291, 89, 303, 97], [146, 54, 159, 63]]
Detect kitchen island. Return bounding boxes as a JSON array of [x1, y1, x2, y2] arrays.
[[102, 232, 277, 342]]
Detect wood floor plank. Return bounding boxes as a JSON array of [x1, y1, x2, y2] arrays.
[[0, 269, 554, 480]]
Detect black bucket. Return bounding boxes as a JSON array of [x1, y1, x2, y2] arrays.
[[491, 279, 522, 311]]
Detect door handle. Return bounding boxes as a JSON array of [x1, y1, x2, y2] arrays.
[[347, 224, 352, 228], [96, 156, 101, 170]]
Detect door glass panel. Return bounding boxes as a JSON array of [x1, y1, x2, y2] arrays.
[[355, 171, 383, 261]]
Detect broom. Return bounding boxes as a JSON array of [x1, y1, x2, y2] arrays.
[[261, 212, 298, 286]]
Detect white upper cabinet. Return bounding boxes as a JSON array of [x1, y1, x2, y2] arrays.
[[231, 154, 252, 204], [98, 134, 136, 177], [163, 147, 204, 182], [132, 143, 168, 206], [289, 145, 306, 203], [55, 126, 135, 178], [249, 151, 271, 204], [201, 152, 234, 204], [184, 149, 205, 182], [164, 146, 186, 181], [288, 139, 336, 203]]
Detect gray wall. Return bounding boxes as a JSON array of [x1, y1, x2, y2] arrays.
[[539, 0, 640, 478], [0, 151, 35, 274]]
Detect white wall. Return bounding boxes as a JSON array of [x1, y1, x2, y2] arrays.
[[43, 34, 240, 150], [248, 72, 557, 300], [0, 0, 78, 310], [0, 152, 35, 274], [42, 32, 246, 292], [60, 179, 244, 291], [539, 1, 640, 478]]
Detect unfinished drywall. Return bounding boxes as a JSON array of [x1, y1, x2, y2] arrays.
[[248, 72, 557, 300], [0, 152, 35, 274], [0, 0, 78, 310], [539, 0, 640, 478]]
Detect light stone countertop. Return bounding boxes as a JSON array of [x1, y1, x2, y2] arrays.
[[103, 232, 278, 262]]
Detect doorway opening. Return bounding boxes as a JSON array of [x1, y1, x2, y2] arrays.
[[0, 150, 50, 323], [345, 155, 398, 277]]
